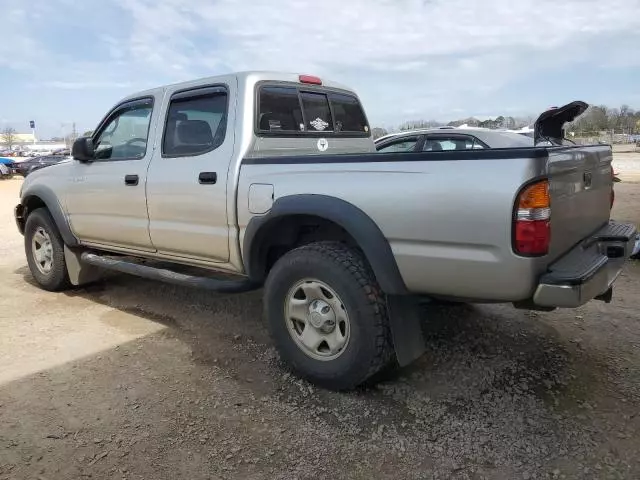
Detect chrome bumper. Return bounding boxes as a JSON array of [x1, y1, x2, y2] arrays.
[[533, 221, 637, 308]]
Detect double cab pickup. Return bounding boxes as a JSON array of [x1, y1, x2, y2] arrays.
[[15, 72, 636, 389]]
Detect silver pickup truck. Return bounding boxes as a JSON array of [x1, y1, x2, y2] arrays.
[[15, 72, 636, 390]]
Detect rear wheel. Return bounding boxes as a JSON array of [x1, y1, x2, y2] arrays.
[[24, 208, 71, 291], [264, 241, 394, 390]]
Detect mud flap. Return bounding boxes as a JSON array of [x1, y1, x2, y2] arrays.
[[64, 246, 103, 286], [386, 295, 426, 366]]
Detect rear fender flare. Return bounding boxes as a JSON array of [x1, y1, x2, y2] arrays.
[[242, 194, 408, 295]]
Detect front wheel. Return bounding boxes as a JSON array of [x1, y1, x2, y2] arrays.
[[24, 208, 71, 291], [264, 241, 394, 390]]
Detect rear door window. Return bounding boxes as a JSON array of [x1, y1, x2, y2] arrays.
[[162, 88, 228, 157]]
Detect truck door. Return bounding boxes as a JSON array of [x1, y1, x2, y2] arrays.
[[64, 96, 158, 251], [145, 83, 234, 263]]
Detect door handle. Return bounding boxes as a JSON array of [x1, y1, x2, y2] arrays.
[[124, 174, 139, 186], [198, 172, 217, 184]]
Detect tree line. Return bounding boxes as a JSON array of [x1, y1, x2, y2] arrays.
[[4, 103, 640, 146], [372, 104, 640, 139]]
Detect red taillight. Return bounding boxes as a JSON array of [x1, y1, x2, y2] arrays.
[[515, 220, 550, 255], [513, 180, 550, 256], [299, 74, 322, 85]]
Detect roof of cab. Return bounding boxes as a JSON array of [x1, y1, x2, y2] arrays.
[[118, 71, 356, 104]]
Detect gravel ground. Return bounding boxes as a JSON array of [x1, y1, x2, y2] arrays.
[[1, 164, 640, 480]]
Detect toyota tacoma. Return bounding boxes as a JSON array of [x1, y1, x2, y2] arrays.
[[15, 72, 636, 390]]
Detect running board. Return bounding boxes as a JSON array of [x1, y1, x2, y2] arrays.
[[80, 252, 259, 293]]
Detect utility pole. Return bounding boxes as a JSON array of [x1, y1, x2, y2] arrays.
[[61, 121, 77, 148]]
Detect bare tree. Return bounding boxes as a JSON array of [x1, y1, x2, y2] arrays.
[[400, 119, 443, 130], [619, 105, 634, 134], [1, 127, 18, 149], [371, 127, 389, 139]]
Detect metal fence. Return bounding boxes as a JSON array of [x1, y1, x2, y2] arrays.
[[572, 133, 640, 145]]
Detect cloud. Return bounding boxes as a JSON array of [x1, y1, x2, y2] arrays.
[[111, 0, 640, 69], [108, 0, 640, 122], [2, 0, 640, 127], [35, 81, 133, 89]]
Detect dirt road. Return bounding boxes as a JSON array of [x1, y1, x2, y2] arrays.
[[1, 167, 640, 479]]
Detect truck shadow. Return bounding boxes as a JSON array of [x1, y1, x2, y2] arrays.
[[11, 266, 614, 477], [15, 265, 579, 406]]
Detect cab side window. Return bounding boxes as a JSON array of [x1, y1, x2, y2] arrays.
[[163, 88, 228, 157], [94, 100, 153, 160]]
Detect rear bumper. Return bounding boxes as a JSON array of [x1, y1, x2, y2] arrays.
[[533, 221, 636, 308]]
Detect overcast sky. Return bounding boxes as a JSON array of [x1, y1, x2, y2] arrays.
[[1, 0, 640, 137]]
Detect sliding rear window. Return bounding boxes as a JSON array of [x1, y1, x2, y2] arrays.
[[300, 92, 333, 132], [329, 92, 368, 133], [257, 84, 369, 136]]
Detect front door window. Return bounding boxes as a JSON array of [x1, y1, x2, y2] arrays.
[[94, 103, 153, 160]]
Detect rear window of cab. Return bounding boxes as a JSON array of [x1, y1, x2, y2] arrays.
[[257, 85, 370, 137]]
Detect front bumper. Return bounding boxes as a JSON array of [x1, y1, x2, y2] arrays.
[[533, 221, 637, 308]]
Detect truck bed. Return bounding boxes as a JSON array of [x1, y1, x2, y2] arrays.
[[239, 144, 614, 303]]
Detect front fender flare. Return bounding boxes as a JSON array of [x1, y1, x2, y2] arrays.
[[243, 194, 408, 295], [21, 185, 79, 247]]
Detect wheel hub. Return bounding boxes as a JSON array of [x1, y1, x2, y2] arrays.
[[32, 227, 54, 274], [308, 299, 336, 333], [284, 279, 351, 361]]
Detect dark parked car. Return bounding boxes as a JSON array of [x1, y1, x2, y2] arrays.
[[13, 155, 69, 177]]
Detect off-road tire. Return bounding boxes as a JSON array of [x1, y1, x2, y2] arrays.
[[264, 241, 394, 390], [24, 208, 71, 291]]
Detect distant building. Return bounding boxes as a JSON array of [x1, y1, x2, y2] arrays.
[[12, 133, 38, 143], [2, 132, 68, 152]]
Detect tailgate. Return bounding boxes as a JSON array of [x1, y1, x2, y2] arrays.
[[547, 145, 613, 260]]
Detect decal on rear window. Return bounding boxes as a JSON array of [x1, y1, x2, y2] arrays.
[[310, 118, 329, 131]]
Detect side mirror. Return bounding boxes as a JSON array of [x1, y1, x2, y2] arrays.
[[72, 136, 95, 162]]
